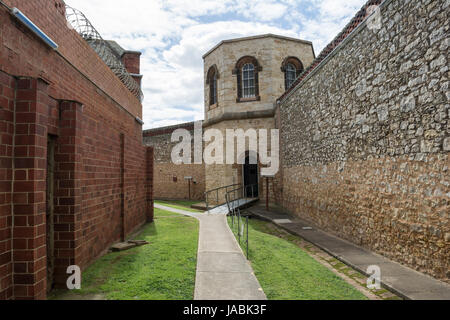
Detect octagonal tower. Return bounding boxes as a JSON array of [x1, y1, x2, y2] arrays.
[[202, 34, 315, 202]]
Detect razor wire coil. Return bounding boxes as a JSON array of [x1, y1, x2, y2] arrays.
[[65, 5, 144, 102]]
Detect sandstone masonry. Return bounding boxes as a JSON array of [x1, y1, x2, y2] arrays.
[[144, 122, 205, 201], [144, 0, 449, 283], [277, 0, 449, 282]]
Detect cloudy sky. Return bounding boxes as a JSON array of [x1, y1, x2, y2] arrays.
[[65, 0, 367, 129]]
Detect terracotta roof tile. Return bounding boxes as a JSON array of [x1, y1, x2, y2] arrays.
[[277, 0, 384, 104]]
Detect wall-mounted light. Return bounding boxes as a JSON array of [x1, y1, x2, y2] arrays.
[[11, 8, 59, 50]]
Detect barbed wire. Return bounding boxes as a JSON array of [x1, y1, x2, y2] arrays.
[[65, 5, 144, 102]]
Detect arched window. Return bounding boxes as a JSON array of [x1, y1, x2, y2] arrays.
[[281, 57, 303, 90], [206, 65, 219, 107], [233, 56, 262, 102], [285, 63, 297, 89], [242, 63, 255, 98], [210, 72, 217, 105]]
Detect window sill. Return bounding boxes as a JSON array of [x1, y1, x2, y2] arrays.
[[209, 103, 218, 110], [236, 96, 260, 103]]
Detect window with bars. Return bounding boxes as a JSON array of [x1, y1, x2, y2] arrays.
[[242, 63, 255, 98], [282, 57, 303, 90], [234, 56, 261, 102], [207, 65, 219, 107], [285, 63, 297, 89], [210, 72, 217, 105]]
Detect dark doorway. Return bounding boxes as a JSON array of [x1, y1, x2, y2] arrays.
[[243, 155, 258, 198], [46, 136, 56, 292]]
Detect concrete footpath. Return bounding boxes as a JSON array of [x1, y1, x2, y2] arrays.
[[248, 206, 450, 300], [154, 204, 266, 300]]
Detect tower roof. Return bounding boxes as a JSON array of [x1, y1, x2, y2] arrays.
[[202, 34, 313, 59]]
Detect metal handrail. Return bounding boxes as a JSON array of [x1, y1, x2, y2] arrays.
[[225, 183, 258, 214], [225, 184, 257, 260], [227, 203, 250, 260], [204, 183, 241, 211], [225, 184, 258, 202]]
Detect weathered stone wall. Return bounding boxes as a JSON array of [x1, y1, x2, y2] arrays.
[[200, 35, 312, 202], [278, 0, 449, 281], [144, 123, 206, 201], [153, 163, 205, 200], [204, 117, 277, 204]]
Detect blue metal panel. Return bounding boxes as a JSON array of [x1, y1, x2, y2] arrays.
[[11, 7, 58, 50]]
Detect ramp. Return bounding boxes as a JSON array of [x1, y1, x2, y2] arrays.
[[207, 197, 258, 215], [205, 183, 259, 215]]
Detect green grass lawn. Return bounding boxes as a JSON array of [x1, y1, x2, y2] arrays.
[[228, 216, 367, 300], [50, 208, 199, 300], [155, 200, 203, 213]]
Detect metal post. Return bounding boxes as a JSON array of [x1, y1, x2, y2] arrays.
[[246, 216, 249, 259], [232, 208, 234, 227], [237, 210, 240, 244]]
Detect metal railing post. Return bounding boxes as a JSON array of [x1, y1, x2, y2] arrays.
[[237, 208, 241, 244], [232, 208, 234, 227], [246, 215, 249, 259], [205, 183, 242, 211]]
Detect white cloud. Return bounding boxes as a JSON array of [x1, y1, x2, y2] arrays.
[[163, 0, 236, 17], [240, 1, 288, 21], [65, 0, 368, 129], [300, 0, 367, 52], [314, 0, 366, 19]]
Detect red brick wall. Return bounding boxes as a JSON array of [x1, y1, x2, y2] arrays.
[[1, 0, 142, 117], [145, 147, 154, 222], [0, 71, 15, 300], [122, 52, 142, 86], [12, 78, 50, 300], [0, 1, 153, 299], [122, 52, 141, 75]]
